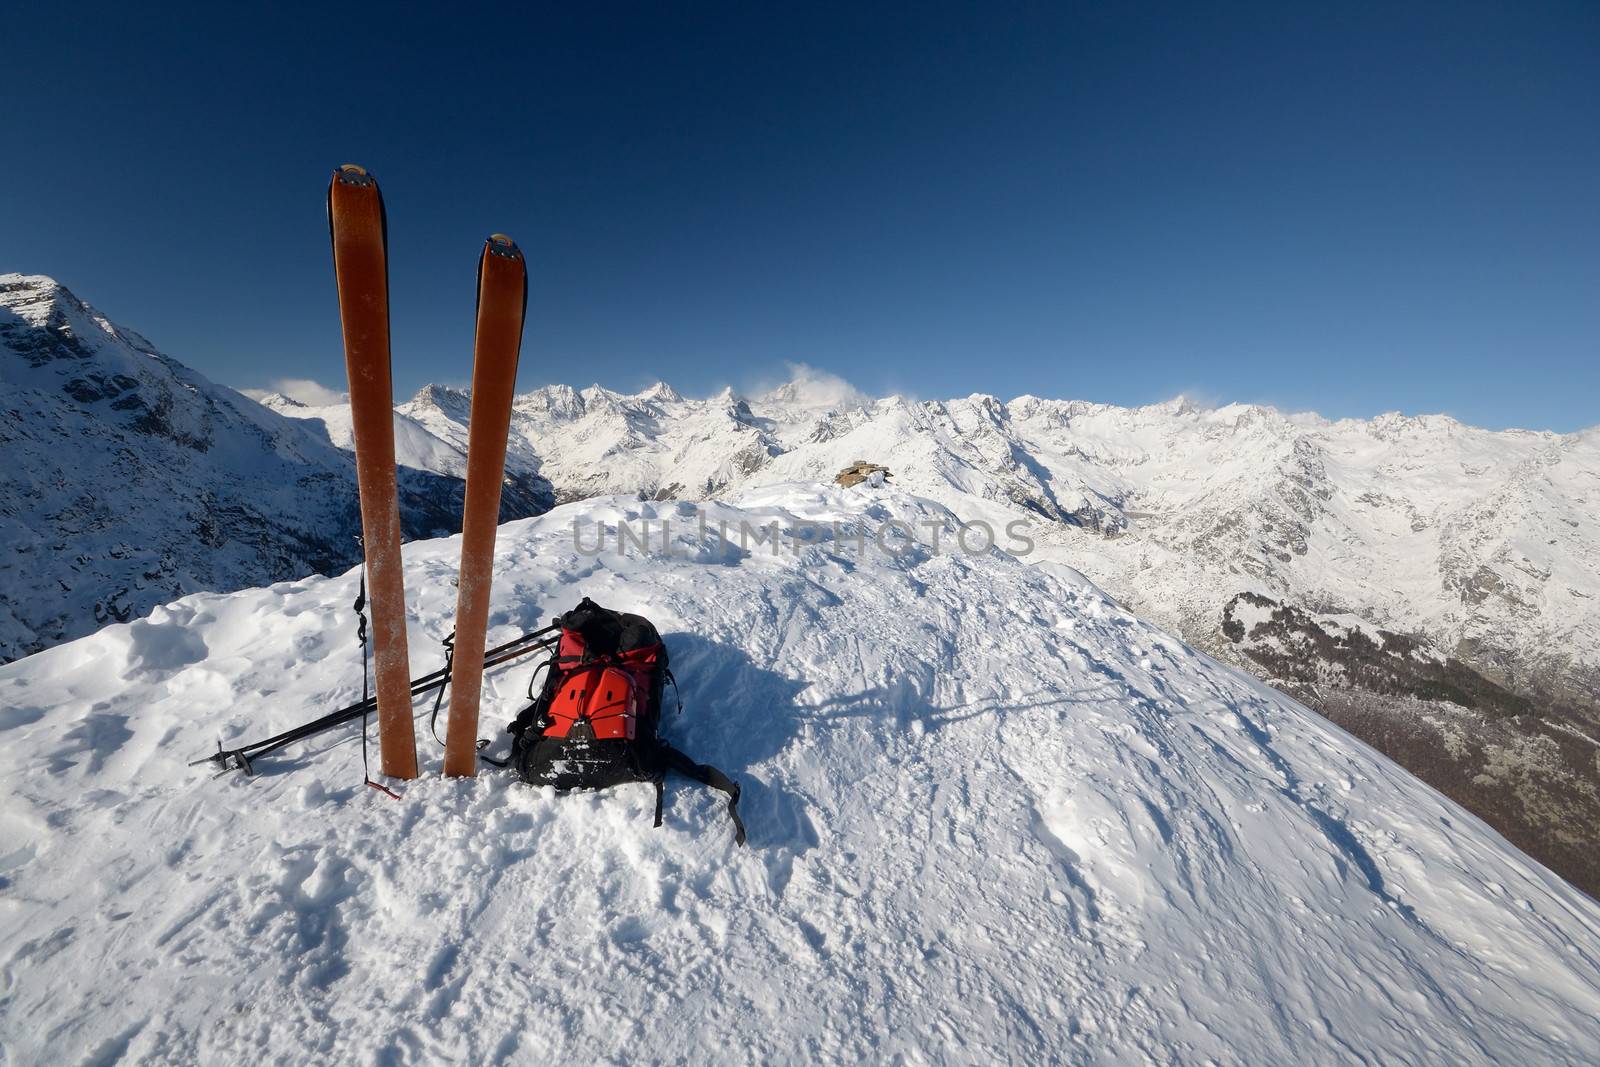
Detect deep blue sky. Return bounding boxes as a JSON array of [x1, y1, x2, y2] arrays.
[[5, 2, 1596, 430]]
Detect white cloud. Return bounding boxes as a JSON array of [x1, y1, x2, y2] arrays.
[[755, 362, 872, 409], [239, 377, 349, 406]]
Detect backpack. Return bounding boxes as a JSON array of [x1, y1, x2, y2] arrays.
[[502, 597, 746, 845]]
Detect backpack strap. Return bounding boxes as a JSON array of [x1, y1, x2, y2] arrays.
[[665, 668, 683, 715], [428, 631, 456, 747], [655, 742, 746, 846]]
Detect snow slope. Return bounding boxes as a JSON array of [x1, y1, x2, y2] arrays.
[[3, 486, 1597, 1064]]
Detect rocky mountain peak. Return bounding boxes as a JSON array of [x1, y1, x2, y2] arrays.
[[1, 277, 485, 662], [516, 382, 586, 420], [1, 273, 159, 366], [758, 367, 870, 412], [408, 383, 471, 417], [637, 381, 683, 404]]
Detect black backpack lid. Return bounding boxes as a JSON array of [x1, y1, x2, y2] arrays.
[[556, 597, 662, 657]]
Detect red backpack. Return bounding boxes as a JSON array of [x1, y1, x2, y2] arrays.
[[502, 598, 745, 844]]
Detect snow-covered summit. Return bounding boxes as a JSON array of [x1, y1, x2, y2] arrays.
[[756, 364, 872, 412], [516, 382, 586, 419], [407, 382, 471, 417], [637, 379, 683, 404], [2, 486, 1596, 1062], [0, 272, 161, 356], [250, 390, 307, 410]]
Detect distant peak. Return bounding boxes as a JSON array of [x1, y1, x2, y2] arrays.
[[515, 383, 586, 419], [0, 272, 64, 295], [710, 384, 751, 412], [409, 383, 469, 407], [1, 273, 81, 324], [759, 363, 870, 412], [0, 272, 65, 297], [637, 381, 683, 404], [1150, 394, 1203, 417], [1363, 410, 1464, 438], [251, 391, 304, 410], [0, 272, 158, 354]]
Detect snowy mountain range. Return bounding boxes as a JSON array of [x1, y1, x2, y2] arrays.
[[5, 272, 1598, 898], [3, 487, 1598, 1062], [267, 365, 1600, 892], [0, 274, 550, 663], [274, 368, 1600, 723]]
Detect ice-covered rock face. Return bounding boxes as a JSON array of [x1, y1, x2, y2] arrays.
[[2, 487, 1598, 1063], [407, 383, 471, 420]]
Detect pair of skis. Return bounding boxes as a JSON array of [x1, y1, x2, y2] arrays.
[[328, 164, 524, 780]]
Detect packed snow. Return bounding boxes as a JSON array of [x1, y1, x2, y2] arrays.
[[3, 486, 1597, 1064]]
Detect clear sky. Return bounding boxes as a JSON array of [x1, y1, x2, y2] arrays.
[[4, 2, 1596, 431]]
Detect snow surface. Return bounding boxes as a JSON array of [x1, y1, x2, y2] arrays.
[[3, 486, 1598, 1064]]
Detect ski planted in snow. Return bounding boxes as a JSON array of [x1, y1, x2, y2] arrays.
[[327, 164, 419, 780], [442, 234, 528, 777]]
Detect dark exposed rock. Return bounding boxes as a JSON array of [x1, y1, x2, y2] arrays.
[[1220, 590, 1600, 899], [836, 461, 891, 488]]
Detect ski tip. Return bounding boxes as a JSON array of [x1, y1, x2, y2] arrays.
[[486, 233, 522, 260], [334, 163, 376, 188]]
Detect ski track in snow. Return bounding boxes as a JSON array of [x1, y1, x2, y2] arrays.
[[2, 487, 1598, 1065]]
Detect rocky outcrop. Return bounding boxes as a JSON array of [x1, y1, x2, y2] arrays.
[[835, 461, 891, 488]]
